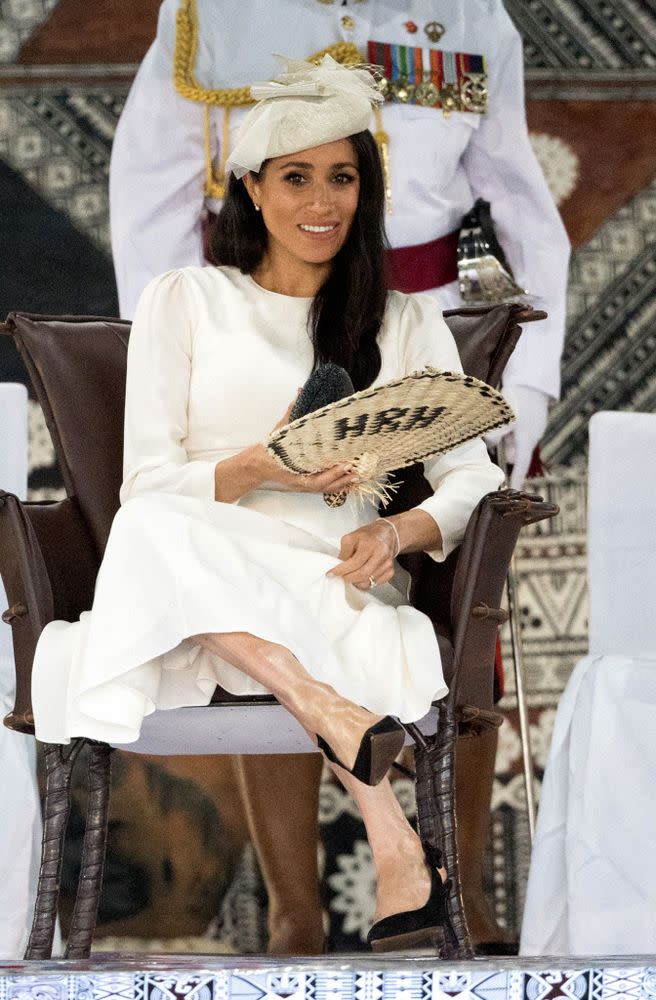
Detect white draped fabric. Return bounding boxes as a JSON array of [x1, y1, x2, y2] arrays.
[[0, 384, 42, 959], [521, 411, 656, 955]]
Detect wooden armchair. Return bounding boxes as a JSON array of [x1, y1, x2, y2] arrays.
[[0, 303, 557, 960]]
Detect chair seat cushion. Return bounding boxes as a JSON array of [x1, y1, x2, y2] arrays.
[[111, 699, 440, 756]]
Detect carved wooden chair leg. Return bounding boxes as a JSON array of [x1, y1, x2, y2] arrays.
[[24, 739, 86, 960], [411, 703, 474, 959], [64, 741, 113, 959]]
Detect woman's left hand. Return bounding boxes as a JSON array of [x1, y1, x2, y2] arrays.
[[327, 520, 398, 591]]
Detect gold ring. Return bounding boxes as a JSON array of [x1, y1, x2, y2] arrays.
[[369, 575, 376, 588]]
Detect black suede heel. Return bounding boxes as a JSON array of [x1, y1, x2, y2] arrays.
[[367, 847, 458, 955], [317, 716, 405, 786]]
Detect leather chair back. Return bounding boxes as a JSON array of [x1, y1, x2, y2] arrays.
[[386, 303, 523, 626], [7, 314, 130, 561], [444, 304, 522, 387]]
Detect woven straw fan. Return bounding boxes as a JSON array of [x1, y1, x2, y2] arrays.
[[266, 367, 514, 507]]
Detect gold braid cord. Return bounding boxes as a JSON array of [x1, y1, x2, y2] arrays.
[[174, 0, 255, 108], [372, 106, 392, 213], [174, 0, 389, 202]]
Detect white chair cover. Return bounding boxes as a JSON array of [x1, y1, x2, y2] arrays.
[[0, 384, 42, 959], [521, 411, 656, 954]]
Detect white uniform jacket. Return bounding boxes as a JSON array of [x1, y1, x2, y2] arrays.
[[110, 0, 570, 399]]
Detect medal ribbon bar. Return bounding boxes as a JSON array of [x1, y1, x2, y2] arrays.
[[368, 40, 487, 115]]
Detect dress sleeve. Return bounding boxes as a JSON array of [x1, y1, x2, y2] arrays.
[[119, 270, 217, 505], [461, 1, 570, 400], [398, 294, 505, 562], [109, 0, 208, 320]]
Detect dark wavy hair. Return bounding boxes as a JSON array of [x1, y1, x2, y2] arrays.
[[210, 130, 387, 390]]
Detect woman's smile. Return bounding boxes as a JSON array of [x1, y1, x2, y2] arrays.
[[243, 138, 360, 296], [298, 222, 340, 236]]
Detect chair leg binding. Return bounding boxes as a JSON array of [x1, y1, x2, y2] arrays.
[[65, 741, 113, 959], [24, 740, 85, 960], [413, 703, 474, 959]]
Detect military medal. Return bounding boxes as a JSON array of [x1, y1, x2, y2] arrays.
[[415, 79, 439, 105], [368, 41, 487, 117], [443, 50, 460, 117], [415, 45, 440, 107], [461, 68, 488, 112], [391, 43, 415, 101], [375, 73, 390, 98], [391, 77, 414, 102]]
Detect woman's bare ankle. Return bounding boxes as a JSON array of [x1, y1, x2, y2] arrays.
[[372, 832, 450, 922], [374, 848, 433, 922]]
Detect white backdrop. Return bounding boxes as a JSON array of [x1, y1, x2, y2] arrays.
[[521, 412, 656, 954]]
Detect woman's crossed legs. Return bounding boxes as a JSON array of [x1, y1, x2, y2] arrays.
[[193, 630, 443, 925]]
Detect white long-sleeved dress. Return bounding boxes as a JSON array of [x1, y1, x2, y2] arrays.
[[31, 266, 503, 745]]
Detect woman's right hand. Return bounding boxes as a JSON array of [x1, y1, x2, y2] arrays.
[[214, 396, 358, 502], [247, 396, 357, 495], [249, 444, 357, 495]]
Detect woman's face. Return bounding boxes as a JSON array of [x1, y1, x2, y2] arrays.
[[244, 138, 361, 268]]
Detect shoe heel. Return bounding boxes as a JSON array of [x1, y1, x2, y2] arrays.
[[367, 864, 459, 955], [367, 724, 406, 784], [317, 716, 405, 786], [370, 921, 458, 957]]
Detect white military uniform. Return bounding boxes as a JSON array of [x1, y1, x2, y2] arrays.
[[110, 0, 570, 475]]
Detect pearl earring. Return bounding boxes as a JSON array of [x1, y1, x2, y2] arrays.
[[254, 203, 261, 212]]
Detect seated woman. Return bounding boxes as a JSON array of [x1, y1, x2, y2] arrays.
[[32, 56, 503, 952]]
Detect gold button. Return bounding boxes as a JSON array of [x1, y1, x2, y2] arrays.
[[340, 14, 355, 30]]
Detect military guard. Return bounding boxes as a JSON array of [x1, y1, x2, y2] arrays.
[[109, 0, 570, 953]]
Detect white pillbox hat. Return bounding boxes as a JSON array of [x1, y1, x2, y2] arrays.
[[226, 54, 383, 178]]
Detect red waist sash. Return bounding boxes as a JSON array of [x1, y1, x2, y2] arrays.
[[385, 230, 459, 294]]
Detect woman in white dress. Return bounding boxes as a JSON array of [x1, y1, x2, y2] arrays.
[[33, 56, 503, 951]]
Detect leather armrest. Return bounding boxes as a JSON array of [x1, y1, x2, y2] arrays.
[[0, 491, 98, 733], [448, 489, 558, 712]]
